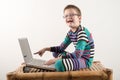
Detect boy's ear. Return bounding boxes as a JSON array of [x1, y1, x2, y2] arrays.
[[79, 16, 81, 19], [79, 16, 82, 22]]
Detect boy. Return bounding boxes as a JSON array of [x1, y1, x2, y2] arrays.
[[35, 4, 95, 71]]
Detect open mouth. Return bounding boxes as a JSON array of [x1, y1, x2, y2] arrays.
[[67, 20, 73, 23]]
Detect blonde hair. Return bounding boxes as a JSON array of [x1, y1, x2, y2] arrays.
[[64, 4, 81, 16]]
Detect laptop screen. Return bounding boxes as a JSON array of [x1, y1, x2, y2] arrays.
[[18, 38, 33, 63]]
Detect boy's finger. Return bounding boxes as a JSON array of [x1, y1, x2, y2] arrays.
[[39, 54, 43, 57], [44, 62, 49, 65], [34, 52, 39, 55]]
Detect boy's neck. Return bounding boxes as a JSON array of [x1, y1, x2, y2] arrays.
[[71, 28, 77, 32], [70, 26, 80, 32]]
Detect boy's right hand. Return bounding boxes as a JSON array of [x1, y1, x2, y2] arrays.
[[34, 48, 46, 56]]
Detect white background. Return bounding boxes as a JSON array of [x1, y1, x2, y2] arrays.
[[0, 0, 120, 80]]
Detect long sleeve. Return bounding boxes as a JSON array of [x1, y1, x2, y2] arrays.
[[61, 40, 87, 59], [73, 40, 87, 58], [50, 35, 71, 53]]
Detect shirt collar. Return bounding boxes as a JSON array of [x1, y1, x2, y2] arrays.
[[69, 25, 82, 34]]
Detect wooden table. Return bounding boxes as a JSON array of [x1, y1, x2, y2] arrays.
[[7, 61, 113, 80]]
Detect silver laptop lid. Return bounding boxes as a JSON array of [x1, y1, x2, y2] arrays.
[[18, 38, 33, 63]]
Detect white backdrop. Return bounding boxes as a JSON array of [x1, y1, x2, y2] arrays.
[[0, 0, 120, 80]]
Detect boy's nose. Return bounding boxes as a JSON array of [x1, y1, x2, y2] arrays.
[[67, 15, 73, 18]]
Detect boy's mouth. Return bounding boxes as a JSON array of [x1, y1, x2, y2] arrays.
[[67, 20, 73, 23]]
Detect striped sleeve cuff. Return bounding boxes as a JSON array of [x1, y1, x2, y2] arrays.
[[50, 47, 56, 52]]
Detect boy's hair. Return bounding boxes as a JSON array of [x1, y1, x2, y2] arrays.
[[64, 4, 81, 16]]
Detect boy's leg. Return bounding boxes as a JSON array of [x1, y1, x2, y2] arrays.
[[55, 59, 65, 71], [55, 58, 86, 71]]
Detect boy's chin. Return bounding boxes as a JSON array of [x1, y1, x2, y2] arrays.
[[67, 24, 73, 27], [69, 25, 77, 29]]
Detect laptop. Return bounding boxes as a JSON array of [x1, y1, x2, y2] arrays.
[[18, 38, 55, 70]]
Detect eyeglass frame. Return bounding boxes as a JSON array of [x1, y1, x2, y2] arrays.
[[63, 14, 80, 18]]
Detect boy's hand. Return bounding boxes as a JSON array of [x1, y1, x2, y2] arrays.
[[34, 48, 46, 56], [34, 47, 51, 56], [44, 57, 61, 65], [44, 59, 56, 65]]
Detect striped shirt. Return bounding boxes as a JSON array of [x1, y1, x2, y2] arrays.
[[51, 25, 95, 70]]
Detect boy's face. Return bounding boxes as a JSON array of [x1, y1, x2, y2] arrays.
[[64, 8, 81, 29]]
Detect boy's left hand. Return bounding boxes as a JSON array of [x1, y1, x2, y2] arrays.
[[44, 57, 61, 65]]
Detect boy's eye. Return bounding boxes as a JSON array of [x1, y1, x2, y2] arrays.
[[63, 14, 79, 18]]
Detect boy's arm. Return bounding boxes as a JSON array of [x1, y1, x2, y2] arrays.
[[61, 40, 87, 59], [61, 27, 89, 59], [35, 35, 71, 57], [50, 35, 71, 53]]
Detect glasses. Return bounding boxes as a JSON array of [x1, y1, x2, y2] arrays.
[[63, 14, 80, 18]]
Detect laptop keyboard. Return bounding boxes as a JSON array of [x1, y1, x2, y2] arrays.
[[27, 58, 55, 70], [31, 59, 46, 65]]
